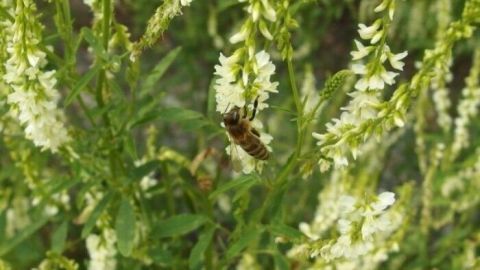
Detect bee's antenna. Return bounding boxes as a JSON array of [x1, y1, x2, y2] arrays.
[[249, 96, 259, 121]]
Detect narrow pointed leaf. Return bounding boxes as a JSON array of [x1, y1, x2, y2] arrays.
[[140, 47, 182, 97], [51, 221, 68, 253], [189, 227, 215, 270], [154, 214, 207, 238], [65, 65, 100, 106], [226, 227, 262, 260], [115, 198, 136, 256]]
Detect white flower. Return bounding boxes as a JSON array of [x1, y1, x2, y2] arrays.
[[354, 69, 398, 91], [388, 51, 408, 70], [380, 70, 398, 85], [351, 40, 373, 60], [374, 0, 388, 13], [299, 222, 319, 240], [370, 30, 384, 44], [249, 0, 277, 22], [83, 0, 95, 7], [287, 244, 309, 258], [319, 191, 398, 260], [361, 214, 391, 240], [229, 28, 248, 44], [180, 0, 193, 6], [86, 229, 117, 270], [371, 192, 395, 213], [250, 50, 279, 111], [3, 0, 70, 152], [214, 53, 245, 113], [451, 52, 480, 157], [214, 50, 277, 173], [313, 8, 407, 170], [339, 195, 357, 214], [351, 63, 367, 75], [358, 21, 381, 40]]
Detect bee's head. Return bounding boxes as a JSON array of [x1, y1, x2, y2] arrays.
[[223, 106, 241, 126]]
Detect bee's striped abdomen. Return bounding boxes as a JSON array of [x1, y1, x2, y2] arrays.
[[239, 134, 269, 160]]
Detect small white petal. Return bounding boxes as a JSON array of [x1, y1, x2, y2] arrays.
[[358, 21, 381, 40], [355, 78, 369, 91], [351, 63, 367, 75]]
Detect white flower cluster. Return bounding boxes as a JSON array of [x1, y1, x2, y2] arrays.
[[86, 229, 117, 270], [214, 0, 279, 173], [431, 0, 453, 132], [451, 49, 480, 159], [215, 50, 277, 173], [215, 50, 278, 114], [313, 0, 407, 171], [5, 197, 31, 238], [229, 0, 276, 44], [316, 192, 397, 260], [442, 148, 480, 212], [288, 189, 402, 267], [298, 172, 348, 240], [3, 0, 70, 152], [32, 191, 70, 217]]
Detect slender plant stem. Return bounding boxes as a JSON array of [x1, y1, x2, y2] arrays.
[[256, 59, 305, 223]]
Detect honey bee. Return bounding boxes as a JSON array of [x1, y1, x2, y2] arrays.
[[222, 98, 269, 160]]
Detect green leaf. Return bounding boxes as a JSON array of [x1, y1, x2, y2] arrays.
[[51, 221, 68, 254], [81, 192, 113, 238], [149, 245, 174, 266], [64, 65, 101, 106], [0, 211, 6, 243], [0, 215, 49, 256], [218, 0, 240, 11], [268, 224, 305, 241], [129, 160, 160, 183], [115, 198, 136, 256], [209, 174, 260, 200], [81, 28, 107, 59], [157, 107, 205, 121], [154, 214, 208, 238], [124, 134, 138, 160], [189, 227, 215, 270], [0, 6, 14, 22], [226, 227, 262, 260], [273, 252, 289, 270], [140, 47, 182, 97]]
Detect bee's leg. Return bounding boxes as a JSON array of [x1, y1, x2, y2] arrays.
[[243, 105, 248, 119], [251, 128, 260, 138], [249, 96, 259, 121]]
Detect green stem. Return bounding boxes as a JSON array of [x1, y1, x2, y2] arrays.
[[102, 0, 111, 49], [162, 163, 176, 215], [287, 59, 303, 143], [256, 59, 304, 222]]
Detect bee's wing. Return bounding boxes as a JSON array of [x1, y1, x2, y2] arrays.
[[225, 133, 242, 172], [229, 143, 243, 172]]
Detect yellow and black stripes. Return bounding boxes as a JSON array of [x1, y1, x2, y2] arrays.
[[239, 135, 269, 160]]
